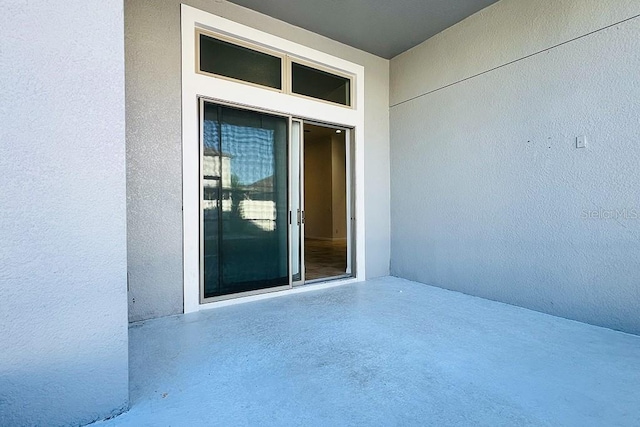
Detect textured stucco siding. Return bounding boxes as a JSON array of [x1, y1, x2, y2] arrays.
[[390, 0, 640, 334], [0, 0, 129, 425]]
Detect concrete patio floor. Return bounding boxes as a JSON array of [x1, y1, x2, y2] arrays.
[[94, 277, 640, 426]]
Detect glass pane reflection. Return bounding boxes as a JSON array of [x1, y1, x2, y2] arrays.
[[199, 33, 282, 90], [291, 62, 351, 106], [202, 103, 288, 298]]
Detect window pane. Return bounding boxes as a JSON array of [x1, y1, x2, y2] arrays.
[[202, 103, 289, 299], [199, 33, 282, 90], [291, 62, 351, 106]]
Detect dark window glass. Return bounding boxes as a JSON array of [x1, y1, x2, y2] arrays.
[[291, 62, 351, 106], [202, 103, 289, 298], [199, 33, 282, 90]]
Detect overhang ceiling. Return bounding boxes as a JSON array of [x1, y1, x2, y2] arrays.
[[227, 0, 498, 59]]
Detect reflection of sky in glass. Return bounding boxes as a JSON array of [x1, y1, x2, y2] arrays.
[[204, 120, 274, 185]]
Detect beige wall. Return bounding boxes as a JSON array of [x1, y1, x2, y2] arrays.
[[304, 136, 333, 239], [331, 136, 347, 240], [304, 133, 348, 240]]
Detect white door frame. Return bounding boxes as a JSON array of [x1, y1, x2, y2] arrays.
[[181, 5, 366, 313], [290, 118, 305, 287]]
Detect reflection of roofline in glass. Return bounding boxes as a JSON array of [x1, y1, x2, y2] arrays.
[[203, 147, 232, 158]]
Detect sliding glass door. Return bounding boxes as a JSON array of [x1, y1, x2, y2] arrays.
[[199, 100, 355, 302], [201, 101, 289, 299]]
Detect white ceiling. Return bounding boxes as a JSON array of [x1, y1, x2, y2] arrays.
[[227, 0, 498, 59]]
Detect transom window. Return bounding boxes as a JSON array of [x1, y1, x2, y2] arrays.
[[291, 61, 351, 106], [198, 32, 283, 90], [196, 29, 353, 107]]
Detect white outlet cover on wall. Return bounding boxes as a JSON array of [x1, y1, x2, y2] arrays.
[[576, 135, 587, 148]]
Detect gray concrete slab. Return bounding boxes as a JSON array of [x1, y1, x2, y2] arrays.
[[94, 277, 640, 426]]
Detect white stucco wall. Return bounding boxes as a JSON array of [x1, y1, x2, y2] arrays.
[[125, 0, 390, 321], [0, 1, 129, 426], [390, 0, 640, 334]]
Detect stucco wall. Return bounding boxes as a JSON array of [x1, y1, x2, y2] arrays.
[[125, 0, 390, 321], [0, 1, 129, 425], [390, 0, 640, 334]]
